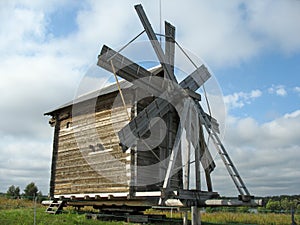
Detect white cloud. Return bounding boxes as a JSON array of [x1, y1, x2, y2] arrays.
[[294, 86, 300, 96], [211, 109, 300, 196], [276, 88, 287, 96], [268, 85, 287, 97], [0, 137, 52, 194], [250, 89, 262, 98], [246, 0, 300, 54], [162, 0, 300, 66], [283, 110, 300, 119], [223, 89, 262, 110]]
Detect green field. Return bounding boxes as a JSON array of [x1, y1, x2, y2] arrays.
[[0, 197, 298, 225]]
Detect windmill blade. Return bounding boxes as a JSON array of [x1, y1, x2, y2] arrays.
[[179, 64, 211, 92], [135, 4, 177, 83], [179, 64, 220, 133], [193, 101, 218, 173], [190, 119, 216, 174], [200, 144, 216, 174], [186, 104, 216, 174], [165, 21, 175, 73], [203, 113, 220, 134], [119, 88, 186, 151], [98, 45, 172, 97], [197, 103, 220, 134], [205, 169, 213, 192], [190, 101, 216, 192], [196, 101, 220, 134], [161, 99, 191, 190], [97, 45, 153, 82], [197, 118, 215, 192], [119, 97, 170, 151], [117, 65, 217, 150]]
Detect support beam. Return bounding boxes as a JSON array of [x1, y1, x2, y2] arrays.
[[195, 137, 201, 190], [162, 99, 191, 189], [183, 211, 188, 225], [191, 206, 201, 225], [164, 198, 263, 207], [163, 22, 177, 189], [205, 199, 263, 207], [205, 170, 213, 192], [49, 115, 60, 198], [183, 103, 191, 190]]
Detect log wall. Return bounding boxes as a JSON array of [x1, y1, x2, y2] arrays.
[[52, 92, 133, 196], [49, 89, 182, 196]]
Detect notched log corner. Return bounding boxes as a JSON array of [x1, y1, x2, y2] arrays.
[[49, 117, 56, 127]]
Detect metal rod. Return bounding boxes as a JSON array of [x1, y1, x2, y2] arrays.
[[107, 30, 145, 62]]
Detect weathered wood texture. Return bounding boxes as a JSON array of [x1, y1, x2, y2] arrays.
[[52, 92, 133, 196], [49, 116, 60, 197], [49, 87, 183, 196], [133, 96, 182, 191]]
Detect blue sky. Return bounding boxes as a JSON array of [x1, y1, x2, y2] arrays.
[[0, 0, 299, 197], [217, 51, 300, 122]]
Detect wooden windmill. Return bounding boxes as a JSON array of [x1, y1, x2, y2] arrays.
[[97, 4, 252, 206], [44, 4, 263, 223]]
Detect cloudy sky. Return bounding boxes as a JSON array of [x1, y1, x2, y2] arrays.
[[0, 0, 299, 197]]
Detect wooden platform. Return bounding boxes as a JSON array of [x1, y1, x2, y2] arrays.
[[86, 212, 183, 224]]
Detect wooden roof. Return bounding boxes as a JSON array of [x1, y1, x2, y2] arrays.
[[44, 80, 132, 116]]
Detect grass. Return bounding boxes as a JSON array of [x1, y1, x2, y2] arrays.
[[147, 209, 299, 225], [201, 212, 298, 225], [0, 197, 299, 225], [0, 208, 126, 225], [0, 197, 124, 225]]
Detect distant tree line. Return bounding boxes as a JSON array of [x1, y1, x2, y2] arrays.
[[5, 182, 43, 200], [264, 195, 300, 212], [206, 195, 300, 213], [2, 183, 300, 213]]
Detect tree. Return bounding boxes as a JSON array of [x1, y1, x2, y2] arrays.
[[6, 185, 20, 198], [280, 198, 293, 211], [266, 199, 281, 211], [24, 182, 38, 199]]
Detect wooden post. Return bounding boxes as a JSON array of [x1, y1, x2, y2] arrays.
[[191, 206, 201, 225], [183, 211, 188, 225], [183, 100, 191, 190], [49, 115, 60, 198], [195, 113, 201, 190], [291, 206, 297, 225]]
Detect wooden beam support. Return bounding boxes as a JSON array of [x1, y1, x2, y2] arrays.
[[49, 115, 60, 198], [165, 21, 175, 74], [191, 206, 201, 225]]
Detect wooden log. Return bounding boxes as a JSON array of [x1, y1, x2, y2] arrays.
[[191, 206, 201, 225]]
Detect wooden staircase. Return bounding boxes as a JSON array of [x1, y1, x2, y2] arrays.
[[45, 200, 65, 214]]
